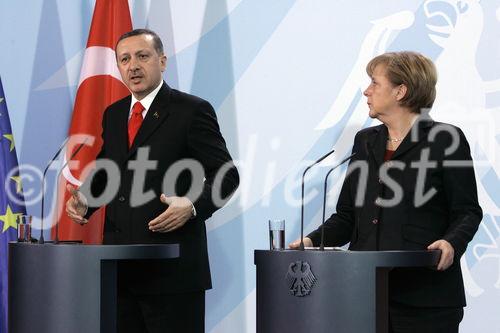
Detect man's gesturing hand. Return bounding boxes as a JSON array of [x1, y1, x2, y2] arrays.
[[427, 239, 455, 271], [148, 194, 194, 233], [65, 184, 88, 225]]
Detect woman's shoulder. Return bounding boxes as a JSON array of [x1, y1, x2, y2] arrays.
[[355, 123, 385, 141]]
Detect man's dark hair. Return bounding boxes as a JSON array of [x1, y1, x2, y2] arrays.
[[116, 29, 164, 55]]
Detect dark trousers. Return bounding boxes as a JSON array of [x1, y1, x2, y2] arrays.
[[389, 303, 463, 333], [117, 286, 205, 333]]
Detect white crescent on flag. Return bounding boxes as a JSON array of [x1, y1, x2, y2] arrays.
[[78, 46, 124, 88]]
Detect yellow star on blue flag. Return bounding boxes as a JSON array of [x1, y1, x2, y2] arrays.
[[9, 176, 22, 194], [0, 205, 21, 232], [2, 134, 14, 152]]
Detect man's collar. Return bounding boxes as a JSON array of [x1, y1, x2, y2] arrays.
[[130, 80, 164, 110]]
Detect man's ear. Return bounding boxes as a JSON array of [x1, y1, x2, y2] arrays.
[[160, 54, 167, 72]]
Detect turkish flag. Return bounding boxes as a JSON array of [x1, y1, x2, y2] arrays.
[[52, 0, 132, 244]]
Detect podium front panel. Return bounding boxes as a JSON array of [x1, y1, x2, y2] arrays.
[[255, 250, 439, 333], [9, 243, 179, 333]]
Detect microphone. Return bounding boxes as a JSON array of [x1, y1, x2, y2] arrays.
[[54, 139, 88, 243], [319, 153, 356, 251], [39, 138, 69, 244], [299, 149, 335, 250]]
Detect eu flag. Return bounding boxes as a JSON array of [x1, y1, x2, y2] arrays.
[[0, 77, 26, 333]]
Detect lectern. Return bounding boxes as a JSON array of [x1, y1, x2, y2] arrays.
[[255, 249, 440, 333], [9, 243, 179, 333]]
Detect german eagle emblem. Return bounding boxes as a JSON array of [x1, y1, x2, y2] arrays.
[[285, 261, 317, 297]]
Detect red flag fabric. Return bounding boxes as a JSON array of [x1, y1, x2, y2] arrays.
[[52, 0, 132, 244]]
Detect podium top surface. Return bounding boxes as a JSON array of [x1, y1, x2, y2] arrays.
[[9, 242, 180, 260], [254, 249, 440, 268]]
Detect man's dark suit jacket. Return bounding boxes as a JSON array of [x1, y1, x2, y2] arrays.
[[83, 82, 239, 294], [308, 117, 482, 308]]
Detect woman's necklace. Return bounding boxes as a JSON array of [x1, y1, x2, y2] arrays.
[[387, 115, 418, 145]]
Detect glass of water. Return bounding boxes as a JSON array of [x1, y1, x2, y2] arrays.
[[269, 219, 285, 250]]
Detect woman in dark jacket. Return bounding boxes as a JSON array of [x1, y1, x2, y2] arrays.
[[290, 51, 482, 333]]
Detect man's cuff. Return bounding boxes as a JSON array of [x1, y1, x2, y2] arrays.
[[191, 202, 197, 219]]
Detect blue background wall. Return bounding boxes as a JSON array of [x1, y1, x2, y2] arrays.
[[1, 1, 499, 331]]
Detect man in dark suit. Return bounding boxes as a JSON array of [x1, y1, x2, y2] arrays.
[[291, 51, 482, 332], [66, 29, 239, 333]]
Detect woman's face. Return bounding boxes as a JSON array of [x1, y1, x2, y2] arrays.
[[363, 64, 401, 119]]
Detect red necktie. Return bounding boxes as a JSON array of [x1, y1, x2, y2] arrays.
[[128, 101, 145, 147]]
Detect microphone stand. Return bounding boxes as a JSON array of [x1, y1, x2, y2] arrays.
[[299, 149, 335, 250], [319, 153, 356, 251], [39, 138, 69, 244]]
